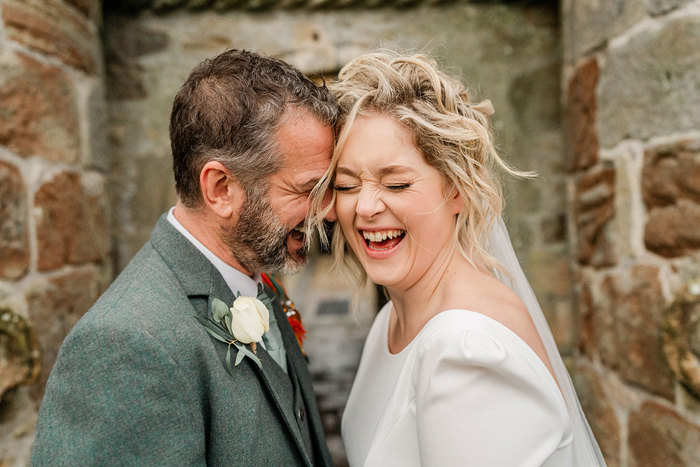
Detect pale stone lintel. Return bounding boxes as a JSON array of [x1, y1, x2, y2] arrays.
[[0, 9, 7, 43], [600, 141, 646, 262], [607, 1, 700, 51], [115, 0, 464, 12], [644, 130, 700, 150], [4, 38, 82, 82], [74, 76, 106, 169], [0, 282, 30, 319]]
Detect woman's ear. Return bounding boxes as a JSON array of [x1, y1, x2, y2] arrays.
[[200, 161, 244, 219], [448, 186, 462, 215]]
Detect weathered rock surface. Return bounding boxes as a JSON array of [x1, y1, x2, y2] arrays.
[[598, 14, 700, 147], [0, 52, 80, 162], [0, 161, 29, 280], [591, 266, 675, 399], [566, 58, 599, 172], [34, 171, 108, 271], [574, 163, 616, 267], [26, 269, 100, 402], [629, 402, 700, 467]]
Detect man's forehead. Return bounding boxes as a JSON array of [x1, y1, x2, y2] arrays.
[[275, 115, 333, 162], [276, 108, 333, 144]]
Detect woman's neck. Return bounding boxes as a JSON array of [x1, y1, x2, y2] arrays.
[[385, 244, 472, 353]]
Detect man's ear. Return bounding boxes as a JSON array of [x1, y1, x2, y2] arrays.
[[200, 161, 244, 219]]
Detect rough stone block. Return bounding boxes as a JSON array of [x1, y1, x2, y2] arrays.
[[570, 363, 621, 467], [648, 0, 693, 16], [65, 0, 97, 18], [0, 52, 80, 162], [629, 402, 700, 467], [2, 0, 98, 74], [563, 0, 646, 60], [0, 307, 41, 401], [104, 17, 169, 100], [565, 59, 599, 172], [578, 280, 595, 355], [574, 163, 617, 267], [643, 138, 700, 207], [528, 250, 571, 299], [662, 280, 700, 400], [645, 200, 700, 257], [0, 387, 38, 467], [509, 61, 561, 133], [643, 139, 700, 256], [86, 81, 111, 171], [598, 14, 700, 147], [593, 265, 675, 399], [26, 269, 99, 403], [34, 171, 108, 271], [0, 161, 29, 280], [541, 213, 566, 243]]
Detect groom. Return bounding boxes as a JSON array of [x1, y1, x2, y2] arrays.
[[32, 50, 338, 466]]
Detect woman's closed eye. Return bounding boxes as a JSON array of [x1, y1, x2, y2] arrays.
[[385, 183, 411, 191]]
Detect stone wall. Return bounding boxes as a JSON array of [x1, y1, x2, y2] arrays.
[[0, 0, 111, 465], [562, 0, 700, 465], [103, 4, 562, 464]]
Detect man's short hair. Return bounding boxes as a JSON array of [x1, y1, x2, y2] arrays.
[[170, 49, 339, 207]]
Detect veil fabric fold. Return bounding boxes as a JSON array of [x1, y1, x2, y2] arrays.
[[489, 218, 606, 466]]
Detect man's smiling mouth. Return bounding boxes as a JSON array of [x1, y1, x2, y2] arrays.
[[289, 223, 306, 243]]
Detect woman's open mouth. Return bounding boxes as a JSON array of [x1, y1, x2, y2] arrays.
[[360, 229, 405, 252]]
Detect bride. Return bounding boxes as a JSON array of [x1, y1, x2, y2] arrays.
[[311, 52, 605, 466]]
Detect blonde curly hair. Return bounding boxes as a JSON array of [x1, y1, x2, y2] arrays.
[[309, 51, 531, 287]]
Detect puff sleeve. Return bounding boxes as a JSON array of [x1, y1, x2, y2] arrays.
[[413, 327, 571, 466]]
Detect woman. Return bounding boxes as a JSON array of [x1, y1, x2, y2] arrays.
[[311, 52, 605, 466]]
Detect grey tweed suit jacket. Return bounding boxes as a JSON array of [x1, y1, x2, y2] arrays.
[[31, 214, 333, 467]]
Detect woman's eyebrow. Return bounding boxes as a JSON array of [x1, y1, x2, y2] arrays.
[[336, 165, 415, 177], [377, 165, 414, 176], [335, 166, 357, 177]]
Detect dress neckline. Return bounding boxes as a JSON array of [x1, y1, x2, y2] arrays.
[[382, 302, 418, 357], [381, 304, 564, 404]]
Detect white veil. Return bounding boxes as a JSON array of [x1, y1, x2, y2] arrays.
[[489, 218, 606, 466]]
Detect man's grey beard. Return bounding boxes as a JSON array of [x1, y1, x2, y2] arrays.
[[222, 185, 307, 275]]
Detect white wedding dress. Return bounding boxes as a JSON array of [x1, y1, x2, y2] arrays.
[[342, 303, 574, 467]]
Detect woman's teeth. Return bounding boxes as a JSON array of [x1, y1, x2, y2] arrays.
[[362, 229, 404, 242]]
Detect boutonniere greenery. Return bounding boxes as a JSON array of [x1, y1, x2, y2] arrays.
[[195, 291, 271, 376]]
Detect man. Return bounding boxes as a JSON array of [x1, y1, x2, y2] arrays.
[[32, 49, 338, 466]]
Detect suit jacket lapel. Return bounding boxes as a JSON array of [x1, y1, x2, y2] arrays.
[[269, 286, 334, 467], [209, 275, 313, 466], [149, 215, 313, 466]]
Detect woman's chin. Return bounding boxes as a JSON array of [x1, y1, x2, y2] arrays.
[[364, 266, 402, 290]]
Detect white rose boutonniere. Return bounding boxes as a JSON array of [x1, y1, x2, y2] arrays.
[[229, 296, 269, 344], [195, 292, 272, 376]]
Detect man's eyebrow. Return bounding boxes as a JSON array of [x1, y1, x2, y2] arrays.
[[298, 178, 322, 191]]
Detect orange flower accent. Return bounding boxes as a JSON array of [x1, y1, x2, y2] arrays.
[[261, 273, 307, 355]]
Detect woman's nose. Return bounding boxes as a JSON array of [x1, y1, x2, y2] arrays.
[[355, 186, 384, 219]]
